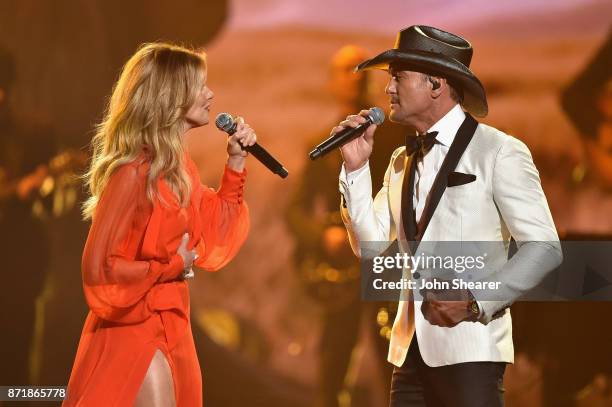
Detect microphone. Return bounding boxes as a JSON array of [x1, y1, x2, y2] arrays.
[[309, 107, 385, 160], [215, 113, 289, 179]]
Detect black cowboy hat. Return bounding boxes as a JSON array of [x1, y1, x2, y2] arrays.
[[356, 25, 488, 117]]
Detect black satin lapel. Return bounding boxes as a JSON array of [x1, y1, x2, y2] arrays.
[[416, 114, 478, 239], [401, 151, 418, 243]]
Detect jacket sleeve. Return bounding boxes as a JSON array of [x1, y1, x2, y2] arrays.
[[339, 148, 403, 258], [82, 164, 184, 324], [194, 165, 250, 271], [477, 136, 563, 323]]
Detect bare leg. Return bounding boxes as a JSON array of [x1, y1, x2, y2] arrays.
[[134, 349, 176, 407]]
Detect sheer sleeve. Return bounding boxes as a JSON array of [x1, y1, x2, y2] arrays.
[[82, 163, 185, 324], [194, 165, 250, 271]]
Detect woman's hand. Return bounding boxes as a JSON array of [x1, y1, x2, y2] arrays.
[[177, 233, 197, 278], [227, 117, 257, 172]]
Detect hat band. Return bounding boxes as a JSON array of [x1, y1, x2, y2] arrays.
[[394, 40, 472, 67]]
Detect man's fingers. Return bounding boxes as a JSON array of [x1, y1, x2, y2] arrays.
[[422, 302, 442, 326], [358, 109, 372, 118], [428, 300, 463, 327], [364, 124, 377, 141], [330, 126, 344, 136], [339, 119, 361, 129], [348, 113, 367, 123], [333, 114, 368, 136], [424, 306, 451, 327], [421, 288, 437, 302], [421, 301, 431, 321]]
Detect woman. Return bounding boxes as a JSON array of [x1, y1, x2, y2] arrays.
[[63, 43, 254, 406]]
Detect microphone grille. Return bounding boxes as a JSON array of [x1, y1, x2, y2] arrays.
[[215, 113, 235, 132], [369, 107, 385, 125]]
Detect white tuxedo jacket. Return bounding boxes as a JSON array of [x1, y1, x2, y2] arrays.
[[339, 119, 562, 367]]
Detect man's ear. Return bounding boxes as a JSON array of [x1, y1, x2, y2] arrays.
[[429, 77, 440, 90], [429, 76, 444, 98]]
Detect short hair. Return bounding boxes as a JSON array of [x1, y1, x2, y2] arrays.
[[447, 79, 464, 104], [422, 73, 463, 104]]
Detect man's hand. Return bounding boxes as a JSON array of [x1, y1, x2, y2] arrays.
[[337, 110, 378, 172], [420, 280, 476, 327]]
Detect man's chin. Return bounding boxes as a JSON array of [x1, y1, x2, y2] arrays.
[[388, 110, 402, 123]]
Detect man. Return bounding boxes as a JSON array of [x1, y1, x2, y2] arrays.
[[334, 26, 562, 406], [286, 45, 400, 406]]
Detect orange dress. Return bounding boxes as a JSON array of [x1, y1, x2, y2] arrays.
[[62, 153, 249, 406]]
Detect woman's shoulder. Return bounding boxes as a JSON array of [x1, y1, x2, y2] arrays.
[[94, 159, 149, 212], [183, 153, 202, 183], [108, 157, 149, 190]]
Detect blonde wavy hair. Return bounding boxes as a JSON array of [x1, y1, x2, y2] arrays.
[[82, 42, 206, 219]]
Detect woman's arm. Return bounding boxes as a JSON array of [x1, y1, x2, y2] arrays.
[[194, 164, 249, 271], [82, 164, 185, 323]]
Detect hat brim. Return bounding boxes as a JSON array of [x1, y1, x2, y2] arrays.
[[356, 49, 488, 117]]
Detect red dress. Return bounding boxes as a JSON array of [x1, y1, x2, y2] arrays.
[[62, 153, 249, 406]]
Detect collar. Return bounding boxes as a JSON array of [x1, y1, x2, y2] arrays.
[[424, 104, 466, 147]]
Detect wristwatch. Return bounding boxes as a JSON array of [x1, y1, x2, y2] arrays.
[[467, 291, 480, 321]]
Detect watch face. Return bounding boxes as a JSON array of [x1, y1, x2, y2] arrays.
[[470, 301, 479, 315]]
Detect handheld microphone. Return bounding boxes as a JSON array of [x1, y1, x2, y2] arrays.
[[215, 113, 289, 179], [309, 107, 385, 160]]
